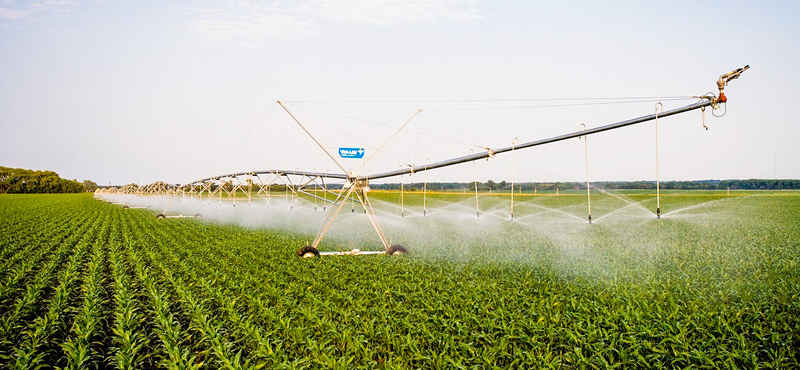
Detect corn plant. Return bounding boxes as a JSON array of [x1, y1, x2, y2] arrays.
[[60, 223, 109, 370]]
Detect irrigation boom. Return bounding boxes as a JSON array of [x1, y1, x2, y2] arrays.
[[95, 67, 749, 257], [181, 98, 718, 184], [364, 98, 715, 181]]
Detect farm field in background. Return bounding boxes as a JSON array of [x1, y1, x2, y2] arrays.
[[1, 192, 799, 368]]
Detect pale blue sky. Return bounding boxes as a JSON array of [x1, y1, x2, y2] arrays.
[[1, 0, 798, 185]]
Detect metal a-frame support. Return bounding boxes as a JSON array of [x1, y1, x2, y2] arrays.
[[279, 100, 409, 256], [308, 178, 393, 256]]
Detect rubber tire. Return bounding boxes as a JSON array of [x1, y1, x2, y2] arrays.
[[123, 205, 129, 209], [387, 244, 408, 255], [156, 214, 166, 219], [296, 246, 320, 258], [194, 213, 202, 218]]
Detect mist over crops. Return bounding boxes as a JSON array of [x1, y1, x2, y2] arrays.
[[99, 190, 797, 298]]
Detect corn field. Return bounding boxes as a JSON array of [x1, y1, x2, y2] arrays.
[[0, 193, 799, 369]]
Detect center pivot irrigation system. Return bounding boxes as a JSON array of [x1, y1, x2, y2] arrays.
[[96, 66, 749, 258]]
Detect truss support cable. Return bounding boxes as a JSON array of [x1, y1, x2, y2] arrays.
[[278, 101, 349, 175], [298, 189, 336, 204], [355, 109, 421, 173]]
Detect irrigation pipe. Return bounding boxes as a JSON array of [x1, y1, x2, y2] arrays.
[[365, 99, 714, 181]]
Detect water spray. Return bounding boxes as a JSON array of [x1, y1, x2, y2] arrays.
[[107, 69, 749, 257]]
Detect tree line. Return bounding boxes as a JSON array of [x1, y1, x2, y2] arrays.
[[0, 166, 97, 193], [370, 179, 800, 191]]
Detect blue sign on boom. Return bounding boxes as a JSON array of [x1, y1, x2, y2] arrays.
[[339, 147, 365, 159]]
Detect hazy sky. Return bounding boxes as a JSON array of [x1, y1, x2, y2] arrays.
[[1, 0, 798, 185]]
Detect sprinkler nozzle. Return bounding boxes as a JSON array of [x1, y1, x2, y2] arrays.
[[656, 207, 660, 219], [588, 214, 592, 224]]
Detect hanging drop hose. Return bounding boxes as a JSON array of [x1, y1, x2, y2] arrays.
[[655, 103, 663, 219], [579, 124, 591, 224], [702, 107, 707, 130], [511, 138, 518, 222]]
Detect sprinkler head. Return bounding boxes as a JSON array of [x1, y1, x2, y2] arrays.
[[656, 207, 661, 219], [588, 214, 592, 224]]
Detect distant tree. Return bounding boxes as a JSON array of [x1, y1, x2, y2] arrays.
[[83, 180, 98, 192], [0, 166, 88, 193]]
